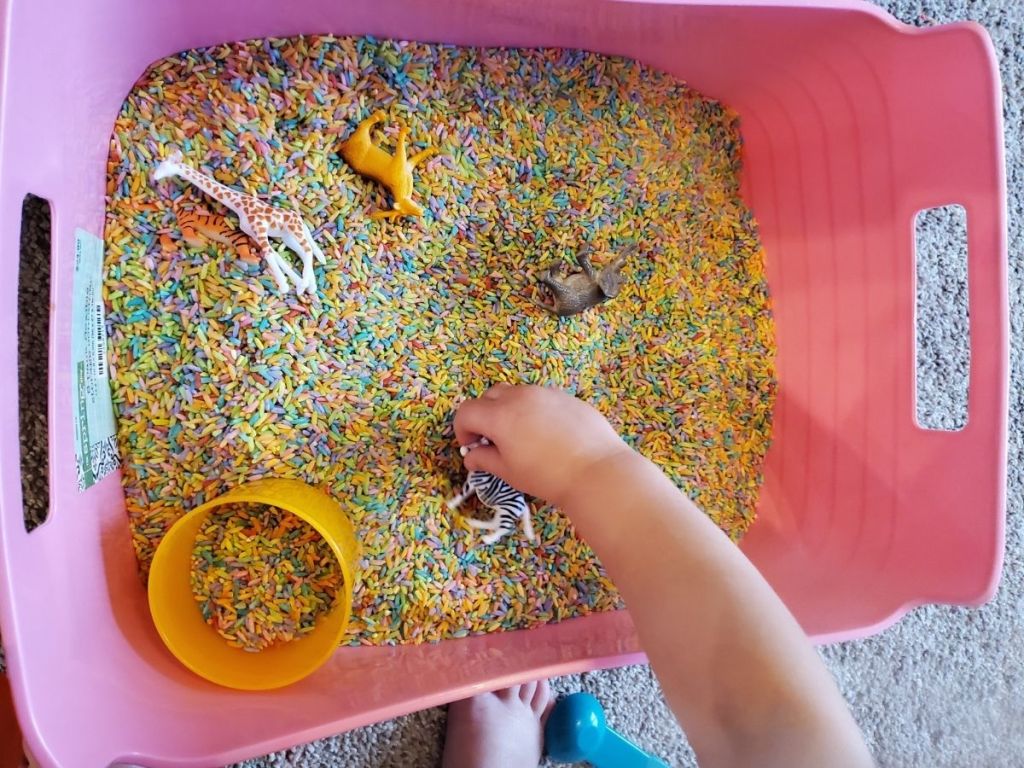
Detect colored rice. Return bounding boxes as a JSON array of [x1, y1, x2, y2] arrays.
[[191, 502, 342, 651], [104, 35, 776, 645]]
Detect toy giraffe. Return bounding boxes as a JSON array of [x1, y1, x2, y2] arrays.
[[153, 151, 325, 295], [339, 111, 438, 220]]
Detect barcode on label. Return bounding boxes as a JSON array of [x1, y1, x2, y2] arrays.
[[72, 228, 119, 491], [94, 301, 107, 379]]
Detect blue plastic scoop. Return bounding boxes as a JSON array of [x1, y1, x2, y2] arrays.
[[544, 692, 669, 767]]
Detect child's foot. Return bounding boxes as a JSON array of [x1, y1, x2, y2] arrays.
[[442, 680, 553, 768]]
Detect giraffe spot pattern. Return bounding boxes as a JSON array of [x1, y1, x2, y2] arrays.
[[159, 156, 322, 295]]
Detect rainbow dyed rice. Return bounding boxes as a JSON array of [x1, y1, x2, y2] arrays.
[[104, 36, 776, 646], [191, 502, 342, 651]]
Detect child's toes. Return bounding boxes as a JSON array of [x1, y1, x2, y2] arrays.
[[531, 679, 553, 717], [496, 685, 521, 703], [518, 680, 538, 704]]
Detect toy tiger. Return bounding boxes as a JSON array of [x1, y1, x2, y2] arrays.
[[169, 197, 261, 263]]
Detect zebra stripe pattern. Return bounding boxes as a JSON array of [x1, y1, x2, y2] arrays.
[[447, 470, 537, 545]]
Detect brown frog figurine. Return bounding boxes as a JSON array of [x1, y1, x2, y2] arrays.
[[531, 244, 636, 317]]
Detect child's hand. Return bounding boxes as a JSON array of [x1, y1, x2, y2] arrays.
[[458, 388, 873, 768], [454, 384, 631, 507]]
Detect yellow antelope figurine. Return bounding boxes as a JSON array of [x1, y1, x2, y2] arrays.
[[339, 110, 438, 220]]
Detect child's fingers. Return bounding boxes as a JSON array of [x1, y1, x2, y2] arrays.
[[459, 437, 490, 457], [482, 382, 513, 400], [461, 445, 503, 476], [454, 397, 498, 445]]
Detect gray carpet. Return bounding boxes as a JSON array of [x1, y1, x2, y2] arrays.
[[4, 1, 1021, 766]]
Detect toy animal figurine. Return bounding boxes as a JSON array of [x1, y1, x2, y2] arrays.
[[169, 198, 261, 264], [153, 151, 325, 295], [447, 460, 537, 545], [339, 110, 438, 220], [532, 244, 637, 318]]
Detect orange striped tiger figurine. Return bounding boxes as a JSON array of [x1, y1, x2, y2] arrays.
[[166, 197, 261, 264]]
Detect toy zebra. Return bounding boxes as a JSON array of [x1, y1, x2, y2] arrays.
[[447, 470, 537, 545]]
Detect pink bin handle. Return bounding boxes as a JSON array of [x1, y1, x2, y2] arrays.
[[0, 184, 53, 538], [889, 19, 1008, 601], [896, 22, 1008, 436]]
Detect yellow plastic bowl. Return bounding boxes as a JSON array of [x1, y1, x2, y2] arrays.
[[148, 478, 357, 690]]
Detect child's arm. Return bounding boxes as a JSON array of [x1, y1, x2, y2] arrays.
[[456, 384, 873, 768]]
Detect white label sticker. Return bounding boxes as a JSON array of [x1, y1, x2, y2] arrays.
[[71, 229, 120, 490]]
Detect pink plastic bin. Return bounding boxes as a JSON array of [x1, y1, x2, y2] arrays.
[[0, 0, 1007, 765]]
